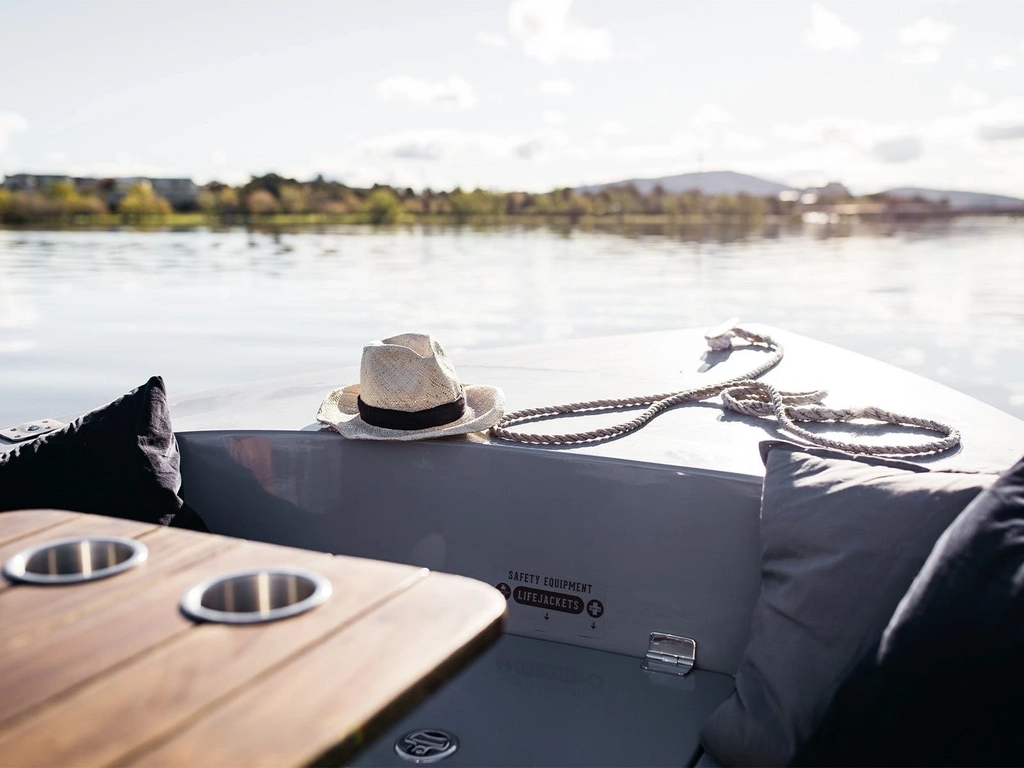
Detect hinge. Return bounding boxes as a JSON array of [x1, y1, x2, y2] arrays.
[[0, 419, 65, 443], [642, 632, 696, 676]]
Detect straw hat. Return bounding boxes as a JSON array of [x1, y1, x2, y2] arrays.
[[317, 333, 505, 441]]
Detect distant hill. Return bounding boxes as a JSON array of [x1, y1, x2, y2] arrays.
[[577, 170, 790, 197], [881, 187, 1024, 211]]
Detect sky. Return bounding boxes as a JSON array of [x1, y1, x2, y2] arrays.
[[1, 0, 1023, 196]]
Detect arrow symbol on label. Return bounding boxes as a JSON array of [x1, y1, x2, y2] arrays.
[[591, 622, 597, 629], [544, 613, 550, 620]]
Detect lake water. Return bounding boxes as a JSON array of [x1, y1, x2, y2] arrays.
[[1, 218, 1022, 428]]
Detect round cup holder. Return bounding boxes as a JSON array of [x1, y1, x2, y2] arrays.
[[3, 536, 149, 585], [180, 568, 332, 625]]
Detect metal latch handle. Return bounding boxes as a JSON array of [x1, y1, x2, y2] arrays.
[[642, 632, 696, 676]]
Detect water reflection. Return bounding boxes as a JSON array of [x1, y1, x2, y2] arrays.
[[0, 218, 1021, 425]]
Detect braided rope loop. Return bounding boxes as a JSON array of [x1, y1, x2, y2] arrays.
[[489, 324, 961, 457]]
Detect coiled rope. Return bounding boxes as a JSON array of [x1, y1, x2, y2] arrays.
[[489, 321, 961, 458]]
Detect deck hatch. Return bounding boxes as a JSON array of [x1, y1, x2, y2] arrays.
[[0, 419, 65, 443]]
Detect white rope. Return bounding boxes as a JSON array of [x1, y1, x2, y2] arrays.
[[489, 322, 961, 458]]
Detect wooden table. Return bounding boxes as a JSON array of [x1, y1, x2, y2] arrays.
[[0, 510, 506, 767]]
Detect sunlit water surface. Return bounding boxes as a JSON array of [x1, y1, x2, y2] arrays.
[[0, 219, 1021, 427]]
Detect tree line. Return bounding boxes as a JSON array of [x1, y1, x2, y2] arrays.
[[0, 179, 172, 222], [0, 172, 832, 225], [196, 174, 789, 223]]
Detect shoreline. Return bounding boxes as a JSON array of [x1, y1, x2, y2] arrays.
[[0, 209, 1020, 233]]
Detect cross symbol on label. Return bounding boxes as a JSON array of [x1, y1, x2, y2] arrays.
[[586, 599, 604, 618]]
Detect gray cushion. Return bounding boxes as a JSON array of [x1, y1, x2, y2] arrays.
[[700, 441, 996, 766], [797, 452, 1024, 765]]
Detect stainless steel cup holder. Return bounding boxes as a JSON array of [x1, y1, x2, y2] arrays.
[[179, 567, 332, 625], [3, 536, 149, 585]]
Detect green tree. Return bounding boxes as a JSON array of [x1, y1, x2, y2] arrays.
[[244, 188, 280, 215], [278, 184, 309, 213], [563, 192, 592, 222], [711, 194, 739, 217], [46, 179, 78, 203], [197, 189, 219, 213], [448, 188, 502, 221], [74, 195, 107, 215], [735, 192, 767, 220], [678, 190, 705, 216], [217, 187, 241, 213], [366, 188, 401, 224], [118, 182, 172, 216]]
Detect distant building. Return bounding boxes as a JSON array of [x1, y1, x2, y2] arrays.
[[109, 177, 200, 208], [2, 173, 74, 192], [2, 174, 200, 210]]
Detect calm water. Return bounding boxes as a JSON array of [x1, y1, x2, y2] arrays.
[[1, 219, 1022, 428]]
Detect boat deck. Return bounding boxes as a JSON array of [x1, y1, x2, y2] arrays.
[[168, 325, 1024, 476]]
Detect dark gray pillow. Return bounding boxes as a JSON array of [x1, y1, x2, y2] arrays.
[[0, 376, 206, 531], [797, 453, 1024, 766], [700, 441, 995, 767]]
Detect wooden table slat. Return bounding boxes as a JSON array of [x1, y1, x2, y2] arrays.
[[0, 510, 81, 548], [0, 526, 234, 655], [0, 538, 247, 730], [0, 535, 427, 766], [0, 513, 158, 596], [127, 572, 507, 768]]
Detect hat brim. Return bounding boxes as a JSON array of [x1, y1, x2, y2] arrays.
[[317, 383, 505, 441]]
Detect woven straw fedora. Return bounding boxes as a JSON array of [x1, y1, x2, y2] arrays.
[[317, 333, 505, 441]]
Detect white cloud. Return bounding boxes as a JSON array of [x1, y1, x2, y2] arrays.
[[804, 4, 861, 52], [723, 132, 765, 153], [889, 47, 942, 66], [508, 0, 612, 64], [617, 133, 705, 161], [539, 79, 574, 97], [599, 119, 627, 136], [754, 99, 1024, 196], [508, 129, 570, 163], [978, 124, 1024, 142], [990, 54, 1016, 70], [65, 157, 176, 179], [476, 30, 508, 49], [361, 127, 568, 165], [872, 136, 923, 163], [211, 149, 227, 166], [950, 83, 990, 109], [376, 75, 476, 110], [543, 110, 565, 125], [45, 151, 67, 164], [0, 112, 29, 153], [365, 130, 473, 161], [779, 116, 867, 146], [929, 98, 1018, 143], [312, 159, 438, 192], [972, 98, 1024, 142], [919, 97, 1024, 193], [515, 137, 548, 160], [691, 103, 734, 132], [781, 115, 925, 162], [899, 17, 955, 46]]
